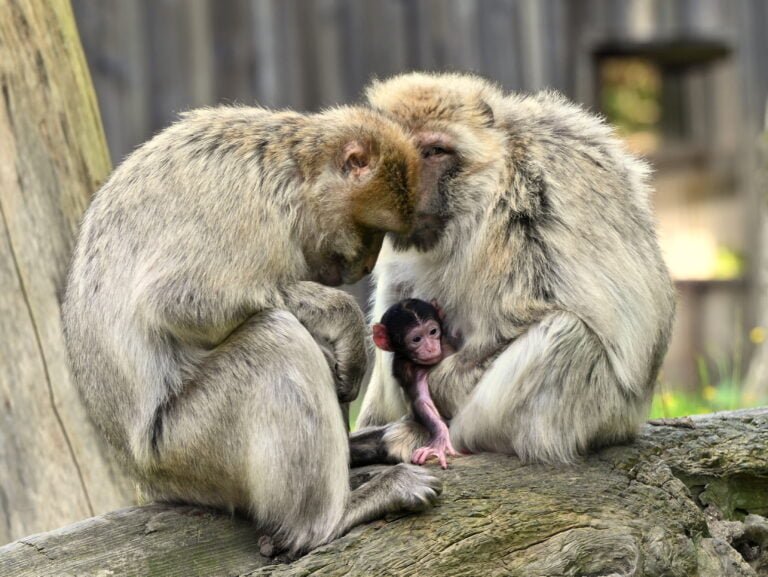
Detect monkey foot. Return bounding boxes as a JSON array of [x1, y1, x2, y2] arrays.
[[411, 437, 459, 469], [258, 535, 276, 557]]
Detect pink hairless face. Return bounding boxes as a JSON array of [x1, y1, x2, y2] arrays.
[[404, 319, 442, 365]]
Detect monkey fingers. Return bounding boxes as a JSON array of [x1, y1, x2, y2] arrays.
[[411, 435, 459, 469]]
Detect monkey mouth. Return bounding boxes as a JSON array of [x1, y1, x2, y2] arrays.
[[418, 354, 442, 365]]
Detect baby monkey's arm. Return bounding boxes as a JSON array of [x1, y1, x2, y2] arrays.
[[407, 368, 458, 469]]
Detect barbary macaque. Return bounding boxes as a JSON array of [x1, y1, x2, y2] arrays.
[[354, 72, 676, 465], [63, 104, 448, 555], [372, 299, 460, 469]]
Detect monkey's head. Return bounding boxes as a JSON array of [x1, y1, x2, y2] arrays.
[[372, 299, 443, 366], [298, 107, 443, 285], [365, 72, 507, 251]]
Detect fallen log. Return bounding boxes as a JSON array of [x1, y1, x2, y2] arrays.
[[2, 409, 767, 577]]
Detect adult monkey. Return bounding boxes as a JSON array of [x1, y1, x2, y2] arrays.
[[354, 72, 676, 464], [63, 106, 447, 555]]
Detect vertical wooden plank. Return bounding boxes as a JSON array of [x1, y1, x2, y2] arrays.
[[445, 0, 481, 71], [271, 0, 306, 109], [542, 0, 570, 92], [568, 0, 600, 107], [519, 0, 546, 90], [417, 0, 481, 73], [413, 0, 441, 70], [145, 0, 214, 129], [362, 0, 410, 82], [251, 0, 280, 107], [306, 0, 344, 107], [71, 0, 150, 163], [477, 0, 521, 90], [0, 0, 135, 544], [337, 0, 369, 103], [210, 0, 256, 105], [295, 0, 322, 109]]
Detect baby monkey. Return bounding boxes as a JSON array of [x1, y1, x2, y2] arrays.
[[372, 299, 460, 469]]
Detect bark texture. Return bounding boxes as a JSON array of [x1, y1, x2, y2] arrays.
[[1, 409, 767, 577], [0, 0, 134, 544]]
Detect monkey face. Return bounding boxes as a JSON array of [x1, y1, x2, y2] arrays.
[[403, 318, 443, 365], [373, 299, 445, 365], [303, 230, 383, 286], [332, 110, 447, 254], [343, 229, 385, 283], [365, 73, 506, 251], [302, 107, 439, 284]]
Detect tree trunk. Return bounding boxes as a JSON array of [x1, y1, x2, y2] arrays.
[[2, 410, 767, 577], [0, 0, 134, 545], [746, 104, 768, 402]]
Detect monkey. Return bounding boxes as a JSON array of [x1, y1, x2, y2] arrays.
[[371, 299, 461, 469], [352, 72, 676, 465], [62, 104, 450, 555]]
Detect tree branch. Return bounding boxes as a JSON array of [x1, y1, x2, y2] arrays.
[[2, 409, 767, 577]]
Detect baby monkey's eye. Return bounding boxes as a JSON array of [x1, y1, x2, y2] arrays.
[[412, 336, 422, 343], [429, 328, 439, 336]]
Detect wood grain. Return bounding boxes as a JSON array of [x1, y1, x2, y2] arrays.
[[0, 0, 134, 545], [2, 410, 767, 576]]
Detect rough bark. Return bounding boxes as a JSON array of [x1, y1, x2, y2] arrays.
[[1, 409, 767, 577], [0, 0, 134, 544]]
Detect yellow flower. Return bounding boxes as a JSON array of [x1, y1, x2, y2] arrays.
[[702, 386, 717, 401], [661, 392, 678, 410], [750, 326, 766, 344]]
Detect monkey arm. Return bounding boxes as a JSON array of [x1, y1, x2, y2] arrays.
[[425, 342, 507, 419], [427, 304, 552, 417], [138, 273, 366, 405], [406, 369, 457, 469], [280, 281, 368, 403]]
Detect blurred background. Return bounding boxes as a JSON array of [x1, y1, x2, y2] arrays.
[[71, 0, 768, 417]]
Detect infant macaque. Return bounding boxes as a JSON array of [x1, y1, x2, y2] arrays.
[[372, 299, 460, 469]]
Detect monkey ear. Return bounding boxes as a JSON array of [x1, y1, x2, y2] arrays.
[[342, 141, 371, 178], [372, 323, 393, 352]]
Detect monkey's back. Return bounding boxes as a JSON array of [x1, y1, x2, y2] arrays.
[[503, 91, 676, 392], [62, 107, 308, 464]]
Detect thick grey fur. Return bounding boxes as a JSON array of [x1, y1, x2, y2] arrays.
[[62, 105, 441, 555], [356, 72, 677, 464]]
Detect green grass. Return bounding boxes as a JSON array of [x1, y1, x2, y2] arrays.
[[649, 382, 763, 419]]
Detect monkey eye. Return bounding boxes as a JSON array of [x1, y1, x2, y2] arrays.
[[429, 327, 439, 336], [412, 336, 422, 344], [422, 146, 449, 159]]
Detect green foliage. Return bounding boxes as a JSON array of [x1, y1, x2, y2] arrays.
[[651, 349, 764, 418], [650, 382, 762, 419]]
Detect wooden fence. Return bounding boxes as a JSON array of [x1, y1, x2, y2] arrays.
[[71, 0, 767, 164]]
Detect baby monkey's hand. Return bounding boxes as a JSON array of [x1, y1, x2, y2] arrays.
[[411, 431, 459, 470]]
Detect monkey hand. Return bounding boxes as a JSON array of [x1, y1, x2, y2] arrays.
[[281, 282, 368, 403], [411, 433, 459, 470]]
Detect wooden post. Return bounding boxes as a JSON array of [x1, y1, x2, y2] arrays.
[[0, 0, 134, 545]]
